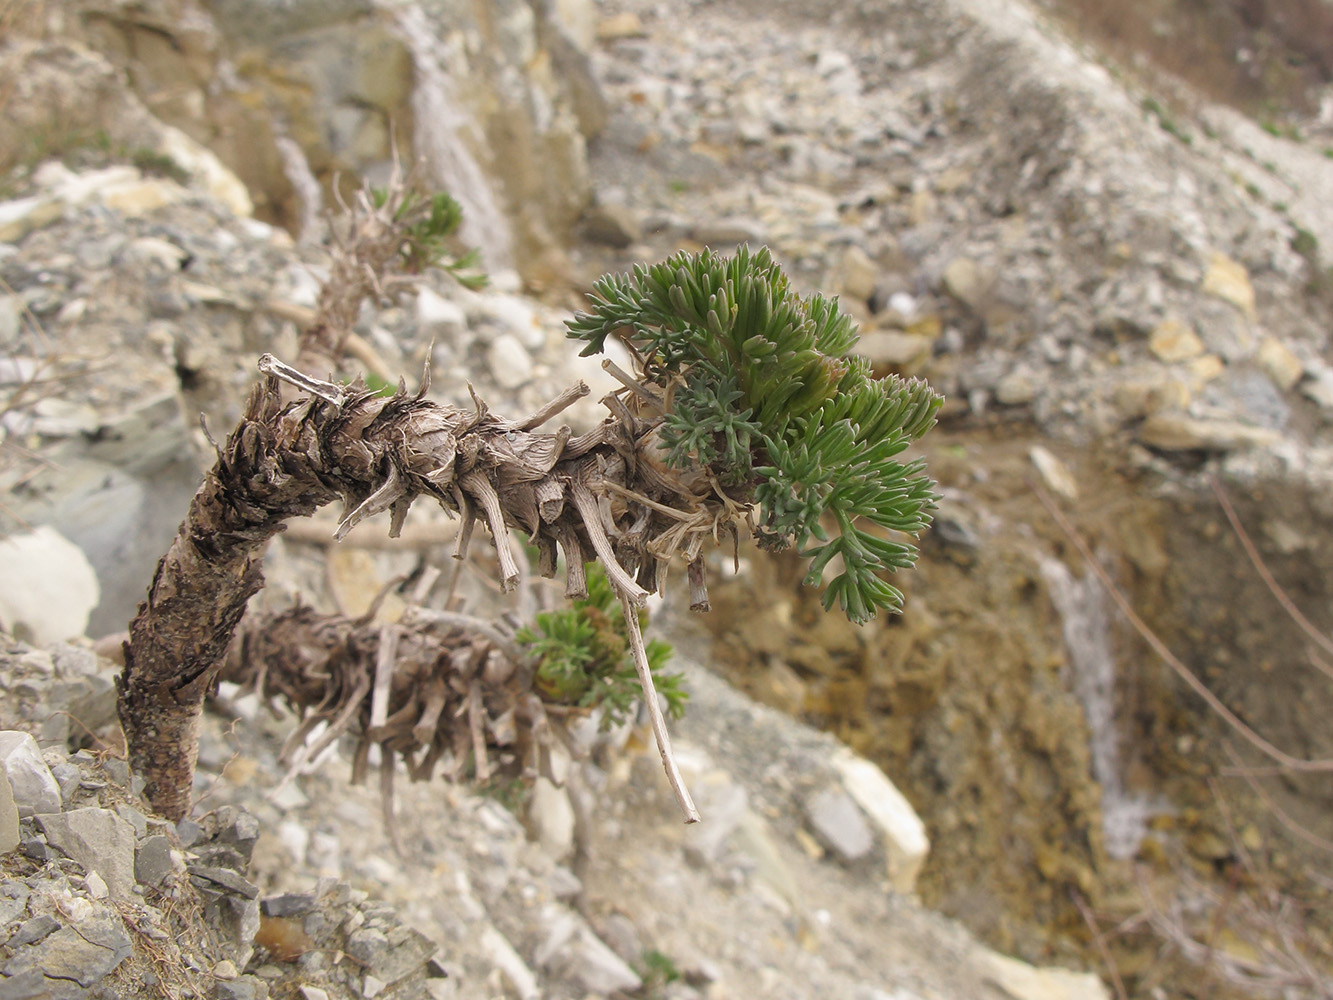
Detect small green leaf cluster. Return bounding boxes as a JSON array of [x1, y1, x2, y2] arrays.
[[370, 187, 487, 289], [566, 245, 942, 623], [517, 565, 686, 727]]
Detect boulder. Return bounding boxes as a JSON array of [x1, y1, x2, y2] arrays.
[[0, 528, 99, 646]]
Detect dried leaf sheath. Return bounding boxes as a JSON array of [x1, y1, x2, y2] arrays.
[[118, 362, 711, 821]]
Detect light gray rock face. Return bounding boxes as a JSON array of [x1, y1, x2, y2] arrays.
[[34, 808, 136, 900], [533, 905, 643, 995], [0, 770, 18, 856], [2, 907, 133, 991], [0, 733, 60, 818], [804, 787, 875, 863]]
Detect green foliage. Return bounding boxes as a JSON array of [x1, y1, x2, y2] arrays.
[[1140, 97, 1192, 145], [369, 187, 487, 289], [637, 949, 682, 995], [361, 372, 399, 398], [566, 245, 941, 623], [517, 565, 687, 727], [130, 147, 189, 185]]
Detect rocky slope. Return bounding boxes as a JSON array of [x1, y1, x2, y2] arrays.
[[3, 0, 1333, 997]]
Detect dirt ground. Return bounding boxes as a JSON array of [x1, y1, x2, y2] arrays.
[[697, 417, 1333, 998]]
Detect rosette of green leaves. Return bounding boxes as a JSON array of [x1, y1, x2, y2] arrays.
[[517, 566, 686, 726], [369, 187, 487, 289], [566, 245, 942, 623]]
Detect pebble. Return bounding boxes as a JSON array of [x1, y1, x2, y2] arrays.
[[804, 788, 875, 863], [1201, 252, 1257, 320], [1148, 317, 1205, 362], [488, 333, 535, 389], [416, 287, 467, 339], [0, 732, 61, 817], [135, 834, 175, 887], [1137, 413, 1282, 451], [0, 529, 100, 646], [35, 807, 136, 900], [830, 749, 930, 894], [583, 202, 643, 247]]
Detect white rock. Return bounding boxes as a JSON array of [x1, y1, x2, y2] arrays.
[[983, 951, 1110, 1000], [0, 296, 23, 345], [416, 287, 467, 338], [1029, 446, 1078, 501], [830, 748, 929, 894], [0, 527, 99, 645], [84, 870, 110, 900], [527, 778, 575, 861], [0, 733, 61, 817], [1301, 363, 1333, 409], [534, 905, 642, 995], [156, 124, 254, 217], [476, 294, 545, 351], [488, 333, 534, 389], [1137, 414, 1281, 451], [481, 926, 540, 1000], [0, 194, 63, 243]]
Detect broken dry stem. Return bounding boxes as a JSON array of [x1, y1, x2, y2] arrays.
[[618, 589, 700, 823]]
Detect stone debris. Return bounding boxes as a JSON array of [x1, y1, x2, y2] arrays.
[[33, 807, 136, 900], [804, 788, 875, 863], [5, 0, 1332, 991], [0, 528, 99, 646], [0, 733, 61, 818], [0, 771, 17, 856], [830, 749, 930, 894], [984, 951, 1111, 1000]]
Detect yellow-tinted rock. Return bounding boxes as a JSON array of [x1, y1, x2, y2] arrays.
[[1202, 252, 1256, 320], [596, 12, 646, 40], [1148, 317, 1204, 362], [1256, 336, 1303, 389]]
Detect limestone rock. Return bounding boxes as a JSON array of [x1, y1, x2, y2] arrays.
[[858, 331, 935, 371], [526, 778, 575, 861], [0, 732, 61, 817], [488, 334, 535, 390], [533, 905, 643, 995], [0, 769, 18, 856], [34, 808, 136, 900], [583, 201, 642, 248], [689, 217, 767, 246], [1148, 317, 1205, 362], [415, 288, 467, 340], [941, 256, 997, 316], [830, 748, 929, 893], [1255, 336, 1303, 390], [830, 244, 879, 302], [597, 12, 647, 40], [983, 951, 1110, 1000], [0, 528, 99, 646], [804, 788, 874, 863], [1201, 253, 1257, 320], [1137, 413, 1281, 451]]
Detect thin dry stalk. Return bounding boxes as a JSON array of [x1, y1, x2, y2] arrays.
[[1210, 477, 1333, 678], [617, 588, 699, 823], [1034, 484, 1333, 773], [1071, 889, 1129, 1000]]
